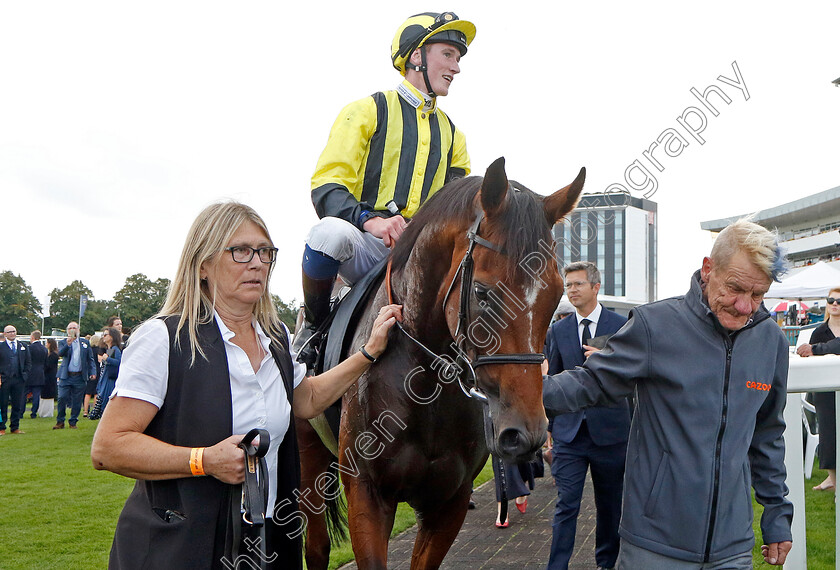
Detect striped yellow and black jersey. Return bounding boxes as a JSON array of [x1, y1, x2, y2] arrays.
[[311, 80, 470, 229]]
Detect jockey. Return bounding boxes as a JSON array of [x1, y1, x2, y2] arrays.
[[294, 11, 476, 363]]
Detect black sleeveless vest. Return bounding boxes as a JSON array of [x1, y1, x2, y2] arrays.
[[109, 317, 302, 569]]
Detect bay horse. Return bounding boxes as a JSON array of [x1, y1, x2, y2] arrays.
[[297, 157, 585, 569]]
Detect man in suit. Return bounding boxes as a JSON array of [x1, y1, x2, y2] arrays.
[[0, 324, 32, 435], [26, 330, 48, 418], [544, 262, 629, 570], [55, 321, 96, 429]]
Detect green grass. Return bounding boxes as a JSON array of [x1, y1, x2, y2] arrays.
[[0, 413, 135, 570], [2, 416, 834, 569]]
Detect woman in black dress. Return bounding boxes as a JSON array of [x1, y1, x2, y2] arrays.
[[40, 338, 60, 418], [797, 286, 840, 491]]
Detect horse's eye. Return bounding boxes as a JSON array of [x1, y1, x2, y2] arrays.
[[474, 284, 489, 301]]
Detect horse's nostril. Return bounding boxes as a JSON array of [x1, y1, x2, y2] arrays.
[[498, 428, 526, 455]]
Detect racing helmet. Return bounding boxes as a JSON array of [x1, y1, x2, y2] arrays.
[[391, 12, 476, 76]]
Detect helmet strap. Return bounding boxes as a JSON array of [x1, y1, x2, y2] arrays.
[[419, 45, 437, 98]]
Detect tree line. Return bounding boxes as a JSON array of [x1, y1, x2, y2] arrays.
[[0, 270, 299, 335]]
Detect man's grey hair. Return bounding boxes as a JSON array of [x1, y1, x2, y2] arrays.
[[711, 217, 787, 282], [563, 261, 601, 285]]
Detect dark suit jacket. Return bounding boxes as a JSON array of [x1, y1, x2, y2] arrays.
[[544, 305, 629, 446], [0, 340, 32, 384], [57, 338, 97, 380], [26, 341, 48, 386]]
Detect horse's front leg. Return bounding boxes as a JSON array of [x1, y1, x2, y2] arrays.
[[343, 473, 397, 570], [410, 483, 473, 569]]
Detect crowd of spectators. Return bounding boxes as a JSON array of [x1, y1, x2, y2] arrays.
[[0, 316, 128, 434]]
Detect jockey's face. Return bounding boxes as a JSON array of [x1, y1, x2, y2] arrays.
[[406, 42, 461, 97]]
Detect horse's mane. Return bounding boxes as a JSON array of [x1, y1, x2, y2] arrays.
[[390, 176, 553, 279]]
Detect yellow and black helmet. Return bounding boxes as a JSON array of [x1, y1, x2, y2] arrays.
[[391, 12, 476, 76]]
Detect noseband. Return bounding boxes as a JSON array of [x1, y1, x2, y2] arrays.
[[386, 208, 546, 402]]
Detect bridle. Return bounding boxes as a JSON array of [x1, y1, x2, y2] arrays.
[[385, 208, 546, 403]]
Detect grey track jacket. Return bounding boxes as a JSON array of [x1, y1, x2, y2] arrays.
[[543, 271, 793, 563]]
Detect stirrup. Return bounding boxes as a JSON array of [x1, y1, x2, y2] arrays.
[[293, 325, 321, 371]]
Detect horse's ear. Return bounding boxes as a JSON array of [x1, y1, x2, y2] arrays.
[[544, 167, 585, 225], [479, 157, 510, 217]]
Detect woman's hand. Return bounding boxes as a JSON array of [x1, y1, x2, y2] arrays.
[[796, 344, 814, 357], [98, 352, 108, 363], [202, 434, 247, 484], [364, 304, 402, 359]]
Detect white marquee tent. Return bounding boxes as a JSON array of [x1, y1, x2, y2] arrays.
[[766, 261, 840, 300]]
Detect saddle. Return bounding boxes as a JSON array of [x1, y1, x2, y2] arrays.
[[305, 258, 388, 456]]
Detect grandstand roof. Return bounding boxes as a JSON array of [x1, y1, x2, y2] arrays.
[[700, 185, 840, 232]]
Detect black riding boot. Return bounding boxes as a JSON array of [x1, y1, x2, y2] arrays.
[[292, 273, 336, 369]]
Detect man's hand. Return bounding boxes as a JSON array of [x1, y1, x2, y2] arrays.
[[582, 345, 602, 359], [796, 344, 814, 357], [363, 215, 407, 247], [761, 541, 792, 566]]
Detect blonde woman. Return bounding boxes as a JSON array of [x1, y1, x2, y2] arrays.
[[91, 201, 401, 569], [83, 334, 103, 417], [796, 286, 840, 491]]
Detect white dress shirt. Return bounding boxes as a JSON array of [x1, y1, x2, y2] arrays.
[[112, 312, 306, 518], [576, 303, 602, 347]]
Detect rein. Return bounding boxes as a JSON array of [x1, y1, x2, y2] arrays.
[[228, 428, 271, 570], [385, 209, 545, 403]]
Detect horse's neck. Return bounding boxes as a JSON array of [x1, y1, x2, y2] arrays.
[[392, 254, 452, 351]]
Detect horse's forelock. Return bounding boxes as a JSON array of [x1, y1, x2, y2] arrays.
[[390, 177, 554, 282]]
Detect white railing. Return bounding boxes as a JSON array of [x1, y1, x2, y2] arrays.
[[783, 352, 840, 569]]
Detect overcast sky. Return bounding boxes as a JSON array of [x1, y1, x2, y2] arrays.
[[1, 1, 838, 316]]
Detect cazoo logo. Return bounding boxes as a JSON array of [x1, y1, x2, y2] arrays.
[[745, 380, 771, 392]]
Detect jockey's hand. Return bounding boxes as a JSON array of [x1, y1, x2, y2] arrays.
[[365, 305, 403, 359], [363, 215, 407, 248]]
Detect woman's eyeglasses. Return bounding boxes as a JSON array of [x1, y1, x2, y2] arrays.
[[826, 297, 840, 305], [225, 246, 278, 264]]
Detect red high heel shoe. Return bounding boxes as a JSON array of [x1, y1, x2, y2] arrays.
[[516, 498, 528, 514], [495, 520, 509, 529]]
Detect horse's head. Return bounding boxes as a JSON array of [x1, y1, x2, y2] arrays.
[[443, 157, 585, 463]]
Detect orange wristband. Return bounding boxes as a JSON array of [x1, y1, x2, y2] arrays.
[[189, 447, 205, 476]]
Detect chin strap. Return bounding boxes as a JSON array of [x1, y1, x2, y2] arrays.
[[407, 45, 437, 98]]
